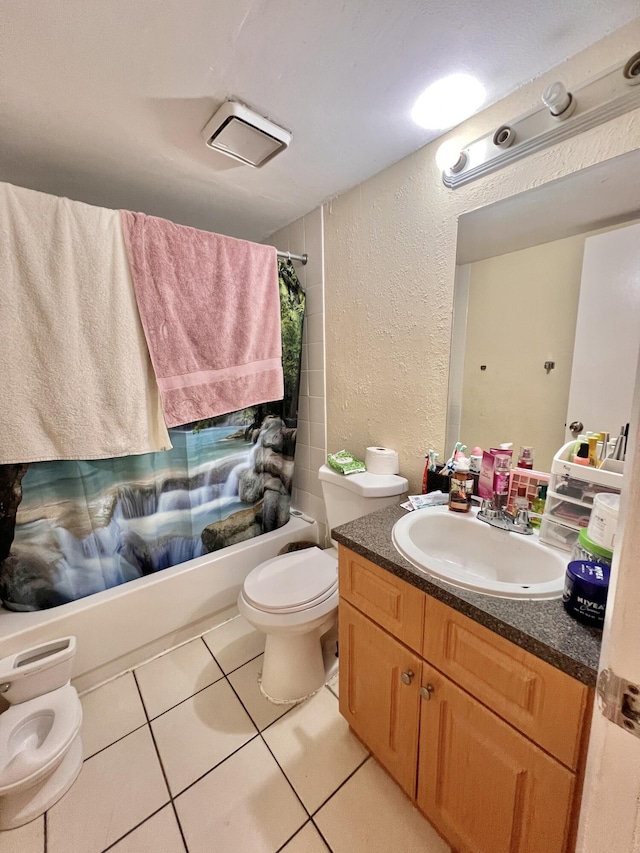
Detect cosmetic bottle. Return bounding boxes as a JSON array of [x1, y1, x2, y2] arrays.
[[517, 446, 534, 469], [529, 484, 548, 528], [469, 446, 483, 475], [598, 432, 610, 467], [573, 443, 590, 466], [448, 456, 473, 513], [492, 453, 511, 510]]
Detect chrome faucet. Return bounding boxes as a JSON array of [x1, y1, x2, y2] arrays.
[[475, 498, 540, 535]]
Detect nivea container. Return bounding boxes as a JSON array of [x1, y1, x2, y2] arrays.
[[563, 560, 610, 627]]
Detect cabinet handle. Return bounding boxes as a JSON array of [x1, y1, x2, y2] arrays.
[[400, 670, 415, 685], [420, 684, 435, 701]]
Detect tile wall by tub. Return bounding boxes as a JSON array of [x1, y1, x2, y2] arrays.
[[266, 207, 327, 543]]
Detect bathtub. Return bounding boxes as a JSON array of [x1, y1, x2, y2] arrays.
[[0, 512, 317, 691]]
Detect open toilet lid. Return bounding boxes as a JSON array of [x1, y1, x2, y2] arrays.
[[244, 548, 337, 612]]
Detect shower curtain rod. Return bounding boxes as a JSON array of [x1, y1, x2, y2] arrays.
[[277, 250, 308, 265]]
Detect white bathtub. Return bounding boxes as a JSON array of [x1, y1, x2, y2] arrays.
[[0, 513, 317, 691]]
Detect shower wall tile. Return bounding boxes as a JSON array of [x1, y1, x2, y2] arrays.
[[310, 421, 326, 451], [308, 396, 325, 425], [303, 207, 324, 279], [298, 397, 309, 423], [299, 370, 309, 398], [310, 447, 326, 474], [287, 216, 305, 264], [296, 466, 312, 495], [305, 283, 324, 316], [294, 441, 310, 471], [306, 313, 324, 344], [307, 342, 324, 372], [308, 370, 324, 398], [297, 491, 325, 524], [297, 420, 310, 446], [266, 206, 327, 542], [310, 477, 324, 500]]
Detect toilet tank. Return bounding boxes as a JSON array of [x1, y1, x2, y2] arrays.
[[318, 464, 408, 536]]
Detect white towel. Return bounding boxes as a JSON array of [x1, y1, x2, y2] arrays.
[[0, 183, 172, 463]]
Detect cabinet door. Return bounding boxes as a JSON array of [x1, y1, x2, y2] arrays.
[[417, 665, 575, 853], [339, 599, 422, 797]]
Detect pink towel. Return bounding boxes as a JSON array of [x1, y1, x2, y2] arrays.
[[120, 210, 283, 428]]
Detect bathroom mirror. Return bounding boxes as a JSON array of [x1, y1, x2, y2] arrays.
[[446, 149, 640, 472]]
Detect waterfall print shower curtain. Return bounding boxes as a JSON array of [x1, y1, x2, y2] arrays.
[[0, 260, 305, 611]]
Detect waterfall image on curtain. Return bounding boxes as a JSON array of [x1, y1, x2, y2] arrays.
[[0, 260, 305, 611]]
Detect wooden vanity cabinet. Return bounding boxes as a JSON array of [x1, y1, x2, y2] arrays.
[[417, 662, 575, 852], [339, 599, 422, 796], [338, 547, 592, 853]]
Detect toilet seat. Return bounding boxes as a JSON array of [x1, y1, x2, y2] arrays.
[[243, 548, 338, 614], [0, 685, 82, 795]]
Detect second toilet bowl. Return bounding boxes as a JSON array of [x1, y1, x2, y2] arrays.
[[238, 547, 339, 703]]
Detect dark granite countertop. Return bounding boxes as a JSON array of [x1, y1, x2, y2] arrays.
[[332, 504, 602, 687]]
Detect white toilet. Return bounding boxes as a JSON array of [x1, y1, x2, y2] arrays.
[[0, 637, 83, 830], [238, 464, 408, 703]]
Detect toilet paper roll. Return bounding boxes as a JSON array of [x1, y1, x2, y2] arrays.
[[365, 446, 400, 475]]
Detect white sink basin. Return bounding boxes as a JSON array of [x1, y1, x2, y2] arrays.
[[392, 507, 567, 599]]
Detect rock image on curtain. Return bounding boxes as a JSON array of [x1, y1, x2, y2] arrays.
[[0, 259, 305, 611]]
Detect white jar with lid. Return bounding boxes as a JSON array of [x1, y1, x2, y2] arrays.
[[587, 493, 620, 552]]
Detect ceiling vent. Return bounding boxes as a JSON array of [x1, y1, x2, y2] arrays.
[[201, 101, 291, 168]]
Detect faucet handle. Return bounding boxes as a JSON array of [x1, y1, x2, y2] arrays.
[[477, 497, 501, 519]]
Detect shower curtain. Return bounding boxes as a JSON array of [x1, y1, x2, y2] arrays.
[[0, 260, 305, 611]]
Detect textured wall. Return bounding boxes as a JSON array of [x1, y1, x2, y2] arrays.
[[324, 19, 640, 494]]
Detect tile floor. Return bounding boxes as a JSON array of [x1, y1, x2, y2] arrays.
[[0, 615, 450, 853]]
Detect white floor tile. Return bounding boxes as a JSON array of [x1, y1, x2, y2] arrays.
[[151, 678, 256, 795], [175, 737, 307, 853], [0, 816, 44, 853], [227, 655, 292, 732], [315, 759, 451, 853], [80, 672, 147, 759], [108, 806, 185, 853], [262, 687, 368, 813], [135, 638, 223, 719], [47, 727, 169, 853], [203, 615, 265, 673], [280, 821, 330, 852]]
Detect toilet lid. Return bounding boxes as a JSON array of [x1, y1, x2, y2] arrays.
[[244, 548, 338, 612]]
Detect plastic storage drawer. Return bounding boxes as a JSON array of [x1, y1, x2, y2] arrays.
[[549, 472, 619, 506], [539, 517, 581, 552], [545, 492, 592, 529]]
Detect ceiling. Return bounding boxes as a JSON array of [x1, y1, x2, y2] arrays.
[[1, 2, 638, 243]]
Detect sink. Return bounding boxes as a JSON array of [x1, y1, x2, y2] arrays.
[[392, 507, 567, 599]]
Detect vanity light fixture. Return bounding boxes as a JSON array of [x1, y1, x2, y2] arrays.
[[441, 50, 640, 188]]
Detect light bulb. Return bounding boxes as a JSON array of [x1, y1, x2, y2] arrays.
[[435, 139, 465, 172], [542, 81, 575, 118]]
